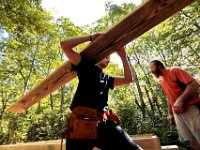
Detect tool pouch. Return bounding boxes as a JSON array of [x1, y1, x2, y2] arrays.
[[66, 106, 98, 139]]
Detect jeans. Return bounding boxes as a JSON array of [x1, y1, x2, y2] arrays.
[[66, 120, 142, 150]]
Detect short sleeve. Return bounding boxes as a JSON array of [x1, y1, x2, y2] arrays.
[[71, 56, 94, 73], [107, 76, 114, 90], [172, 67, 195, 85]]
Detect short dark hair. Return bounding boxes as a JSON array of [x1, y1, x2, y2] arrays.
[[150, 60, 165, 69]]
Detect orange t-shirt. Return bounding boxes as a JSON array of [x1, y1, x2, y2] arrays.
[[157, 67, 200, 112]]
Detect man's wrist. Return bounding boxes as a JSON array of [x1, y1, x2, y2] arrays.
[[176, 96, 184, 105]]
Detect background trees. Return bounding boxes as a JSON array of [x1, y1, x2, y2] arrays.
[[0, 0, 199, 149]]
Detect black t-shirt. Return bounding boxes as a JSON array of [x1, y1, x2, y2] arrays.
[[70, 56, 114, 112]]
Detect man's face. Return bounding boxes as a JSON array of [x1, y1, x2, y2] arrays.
[[149, 62, 163, 78], [98, 56, 110, 69]]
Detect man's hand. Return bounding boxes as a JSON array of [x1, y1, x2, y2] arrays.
[[167, 115, 176, 125], [91, 33, 104, 41], [173, 97, 184, 114]]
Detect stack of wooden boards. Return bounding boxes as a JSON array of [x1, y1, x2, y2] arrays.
[[7, 0, 194, 113], [0, 134, 179, 150]]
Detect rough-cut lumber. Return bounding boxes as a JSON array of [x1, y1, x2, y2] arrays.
[[0, 141, 63, 150], [7, 0, 194, 113], [161, 145, 179, 150], [94, 134, 161, 150], [0, 135, 161, 150], [132, 134, 161, 150]]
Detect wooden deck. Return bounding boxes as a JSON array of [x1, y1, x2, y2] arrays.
[[0, 134, 178, 150]]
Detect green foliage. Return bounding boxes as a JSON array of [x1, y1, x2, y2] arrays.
[[0, 1, 199, 149]]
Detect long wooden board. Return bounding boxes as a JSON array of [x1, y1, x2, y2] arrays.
[[161, 145, 179, 150], [0, 134, 162, 150], [7, 0, 194, 113]]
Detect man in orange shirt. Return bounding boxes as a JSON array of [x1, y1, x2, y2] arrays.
[[149, 60, 200, 150]]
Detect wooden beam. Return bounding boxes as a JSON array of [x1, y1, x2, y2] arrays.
[[7, 0, 194, 113], [0, 134, 162, 150], [161, 145, 179, 150]]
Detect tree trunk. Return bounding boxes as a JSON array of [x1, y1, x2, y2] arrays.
[[50, 94, 54, 110], [128, 57, 146, 118], [60, 86, 65, 114], [132, 52, 163, 116]]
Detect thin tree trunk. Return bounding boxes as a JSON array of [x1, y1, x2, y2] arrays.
[[60, 86, 65, 114], [35, 102, 41, 114], [132, 52, 163, 116], [50, 94, 54, 110], [144, 86, 155, 114], [23, 40, 40, 94], [128, 57, 146, 118]]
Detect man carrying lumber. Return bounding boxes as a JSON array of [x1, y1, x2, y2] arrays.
[[60, 33, 142, 150], [149, 60, 200, 150]]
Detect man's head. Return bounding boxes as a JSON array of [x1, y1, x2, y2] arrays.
[[149, 60, 165, 78], [91, 33, 110, 69], [97, 56, 110, 69]]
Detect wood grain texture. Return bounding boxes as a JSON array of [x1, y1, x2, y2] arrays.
[[161, 145, 179, 150], [7, 0, 194, 113], [0, 135, 163, 150]]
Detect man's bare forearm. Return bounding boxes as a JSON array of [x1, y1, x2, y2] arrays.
[[167, 98, 173, 116], [120, 54, 132, 83], [60, 35, 91, 65], [179, 80, 200, 103], [60, 35, 90, 50]]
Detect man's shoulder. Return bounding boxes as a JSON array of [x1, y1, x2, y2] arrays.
[[169, 67, 181, 71], [166, 67, 182, 81], [168, 67, 184, 74]]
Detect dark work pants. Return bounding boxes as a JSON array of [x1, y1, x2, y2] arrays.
[[66, 120, 142, 150]]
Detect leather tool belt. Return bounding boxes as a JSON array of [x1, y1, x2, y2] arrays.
[[61, 106, 120, 139]]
